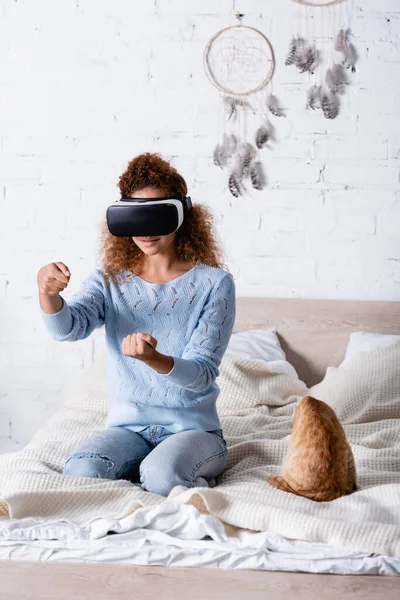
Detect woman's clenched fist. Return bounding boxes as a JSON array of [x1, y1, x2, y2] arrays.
[[122, 333, 158, 362], [122, 333, 174, 374], [37, 262, 71, 297]]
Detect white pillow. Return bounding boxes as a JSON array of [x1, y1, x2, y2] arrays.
[[343, 331, 400, 363], [225, 328, 286, 362], [225, 329, 306, 384], [225, 329, 304, 382]]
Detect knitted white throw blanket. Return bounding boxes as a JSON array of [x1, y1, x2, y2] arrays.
[[1, 344, 400, 557]]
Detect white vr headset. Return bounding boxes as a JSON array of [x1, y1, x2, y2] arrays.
[[106, 196, 192, 237]]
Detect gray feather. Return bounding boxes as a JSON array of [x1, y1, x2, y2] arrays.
[[326, 63, 348, 95], [255, 125, 269, 149], [213, 134, 237, 169], [343, 43, 358, 73], [233, 154, 245, 181], [267, 94, 286, 117], [228, 171, 243, 197], [335, 28, 358, 73], [250, 161, 266, 191], [266, 119, 277, 142], [231, 143, 255, 182], [223, 96, 237, 121], [335, 28, 351, 53], [321, 91, 340, 120], [285, 37, 298, 66], [306, 85, 322, 110], [292, 38, 307, 67], [238, 142, 255, 176], [293, 38, 306, 68], [213, 144, 226, 169], [297, 45, 318, 74]]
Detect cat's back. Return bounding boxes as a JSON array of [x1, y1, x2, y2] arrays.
[[284, 396, 357, 501]]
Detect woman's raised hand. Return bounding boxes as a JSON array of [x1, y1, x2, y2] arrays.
[[37, 262, 71, 297]]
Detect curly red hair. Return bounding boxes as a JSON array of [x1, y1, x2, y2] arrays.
[[100, 153, 227, 283]]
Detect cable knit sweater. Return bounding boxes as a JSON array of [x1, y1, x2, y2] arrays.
[[40, 262, 236, 434]]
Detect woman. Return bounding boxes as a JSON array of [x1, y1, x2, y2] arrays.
[[37, 153, 236, 497]]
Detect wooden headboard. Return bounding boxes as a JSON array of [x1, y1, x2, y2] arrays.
[[234, 298, 400, 387]]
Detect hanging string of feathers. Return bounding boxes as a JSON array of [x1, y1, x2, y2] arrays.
[[285, 26, 358, 120], [213, 92, 284, 197]]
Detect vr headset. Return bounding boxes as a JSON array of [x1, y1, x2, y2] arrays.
[[106, 196, 192, 237]]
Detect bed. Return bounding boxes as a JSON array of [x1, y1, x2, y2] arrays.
[[1, 297, 400, 598]]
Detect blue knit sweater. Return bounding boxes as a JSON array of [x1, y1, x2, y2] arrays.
[[41, 263, 236, 434]]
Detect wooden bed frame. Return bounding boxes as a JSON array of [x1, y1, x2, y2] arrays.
[[2, 298, 400, 599], [235, 297, 400, 386]]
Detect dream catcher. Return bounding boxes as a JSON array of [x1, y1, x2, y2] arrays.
[[286, 0, 358, 119], [204, 13, 285, 197]]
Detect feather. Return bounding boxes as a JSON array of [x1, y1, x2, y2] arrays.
[[255, 124, 269, 149], [285, 37, 298, 66], [335, 28, 351, 53], [267, 94, 286, 117], [231, 143, 255, 185], [306, 84, 322, 110], [223, 96, 237, 121], [343, 43, 358, 73], [321, 90, 340, 120], [213, 144, 226, 169], [250, 161, 266, 191], [326, 63, 348, 95], [228, 171, 243, 197], [291, 37, 308, 69], [266, 119, 277, 142], [297, 45, 318, 74], [335, 28, 358, 73], [238, 142, 255, 176], [293, 37, 308, 69], [233, 155, 246, 181], [213, 134, 237, 169]]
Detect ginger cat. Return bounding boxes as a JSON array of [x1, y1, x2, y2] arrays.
[[268, 396, 358, 502]]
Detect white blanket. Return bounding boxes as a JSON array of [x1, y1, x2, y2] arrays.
[[1, 344, 400, 557], [1, 504, 399, 575]]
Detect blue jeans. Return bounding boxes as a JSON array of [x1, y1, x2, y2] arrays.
[[63, 426, 228, 497]]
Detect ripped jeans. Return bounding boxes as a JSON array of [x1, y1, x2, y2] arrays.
[[63, 425, 228, 497]]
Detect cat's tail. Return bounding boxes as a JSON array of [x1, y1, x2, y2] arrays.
[[268, 475, 302, 496]]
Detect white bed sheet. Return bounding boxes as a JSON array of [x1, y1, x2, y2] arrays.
[[0, 503, 399, 575]]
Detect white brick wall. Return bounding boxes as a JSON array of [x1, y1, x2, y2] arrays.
[[0, 0, 399, 451]]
